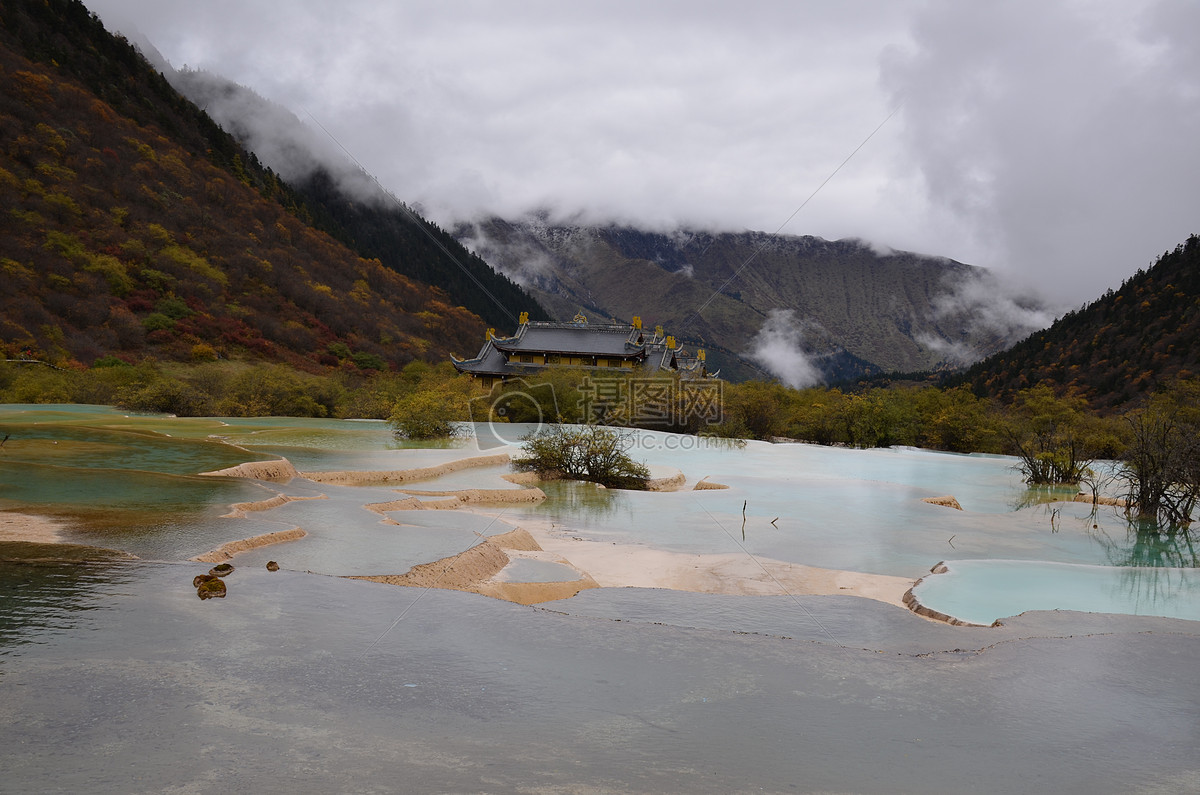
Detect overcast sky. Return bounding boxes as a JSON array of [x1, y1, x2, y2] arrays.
[[83, 0, 1199, 308]]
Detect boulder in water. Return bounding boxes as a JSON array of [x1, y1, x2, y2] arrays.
[[196, 576, 227, 600]]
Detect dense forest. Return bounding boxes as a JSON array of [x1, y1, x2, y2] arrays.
[[293, 167, 548, 331], [953, 235, 1200, 412], [166, 67, 548, 330], [0, 0, 537, 369]]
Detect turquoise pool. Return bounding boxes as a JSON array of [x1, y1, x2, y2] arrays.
[[0, 406, 1193, 625]]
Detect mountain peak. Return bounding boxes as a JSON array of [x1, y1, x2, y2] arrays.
[[455, 217, 1050, 383]]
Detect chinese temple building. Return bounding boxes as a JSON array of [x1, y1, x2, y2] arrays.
[[451, 313, 710, 389]]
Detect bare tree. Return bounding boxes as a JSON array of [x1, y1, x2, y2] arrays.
[[1118, 381, 1200, 530]]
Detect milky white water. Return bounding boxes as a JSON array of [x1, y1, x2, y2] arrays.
[[0, 407, 1193, 624], [3, 406, 1199, 793]]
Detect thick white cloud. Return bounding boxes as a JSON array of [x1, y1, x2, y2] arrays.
[[746, 309, 823, 389], [82, 1, 917, 230], [883, 0, 1200, 303], [83, 0, 1200, 307]]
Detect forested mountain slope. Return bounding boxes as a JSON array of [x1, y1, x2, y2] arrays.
[[955, 234, 1200, 411], [0, 0, 509, 369], [165, 67, 548, 330]]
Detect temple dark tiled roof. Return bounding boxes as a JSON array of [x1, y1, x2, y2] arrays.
[[451, 318, 708, 383], [491, 324, 644, 357], [452, 340, 514, 377]]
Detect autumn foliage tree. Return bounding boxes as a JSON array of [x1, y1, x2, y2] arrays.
[[1004, 385, 1118, 485], [516, 425, 650, 490], [387, 362, 473, 438], [1118, 380, 1200, 529], [0, 0, 488, 371]]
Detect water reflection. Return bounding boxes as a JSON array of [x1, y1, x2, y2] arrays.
[[0, 420, 270, 476], [1091, 517, 1200, 612], [1010, 484, 1082, 511], [1093, 522, 1200, 568], [534, 480, 622, 521], [1114, 565, 1200, 612], [0, 457, 268, 560], [0, 544, 135, 655]]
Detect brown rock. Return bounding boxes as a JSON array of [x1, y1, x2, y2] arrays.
[[196, 577, 227, 600]]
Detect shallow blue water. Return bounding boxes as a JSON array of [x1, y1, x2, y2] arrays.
[[2, 408, 1200, 792], [913, 559, 1200, 625], [0, 406, 1193, 624], [495, 557, 583, 583]]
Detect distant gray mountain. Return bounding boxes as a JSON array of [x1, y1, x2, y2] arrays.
[[455, 218, 1051, 383], [113, 27, 1047, 383]]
